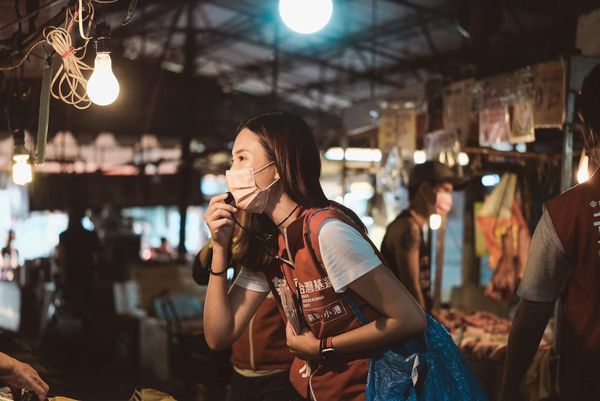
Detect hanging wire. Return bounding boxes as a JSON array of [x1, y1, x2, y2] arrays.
[[2, 0, 98, 109], [43, 0, 95, 109]]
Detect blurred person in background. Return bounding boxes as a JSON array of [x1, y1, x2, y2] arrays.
[[380, 161, 466, 313], [499, 63, 600, 401]]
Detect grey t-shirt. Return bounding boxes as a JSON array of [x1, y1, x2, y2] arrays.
[[517, 209, 570, 302]]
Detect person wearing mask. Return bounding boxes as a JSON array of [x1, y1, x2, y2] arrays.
[[0, 352, 48, 400], [380, 161, 466, 312], [202, 111, 485, 401], [499, 64, 600, 400]]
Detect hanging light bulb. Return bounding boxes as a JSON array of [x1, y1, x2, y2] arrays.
[[577, 149, 590, 184], [279, 0, 333, 34], [87, 23, 120, 106], [413, 150, 427, 164], [12, 130, 32, 185], [458, 152, 470, 166], [429, 213, 442, 231], [13, 155, 32, 185]]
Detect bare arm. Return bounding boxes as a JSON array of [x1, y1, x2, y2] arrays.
[[202, 194, 268, 350], [498, 299, 554, 401], [332, 265, 427, 354], [387, 220, 426, 309], [287, 265, 427, 360], [396, 244, 426, 310], [203, 246, 267, 349], [499, 210, 568, 399]]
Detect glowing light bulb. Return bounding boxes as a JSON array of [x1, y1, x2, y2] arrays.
[[577, 151, 590, 184], [279, 0, 333, 34], [413, 150, 426, 164], [481, 174, 501, 187], [429, 214, 442, 231], [87, 53, 120, 106], [12, 155, 32, 185], [458, 152, 470, 166]]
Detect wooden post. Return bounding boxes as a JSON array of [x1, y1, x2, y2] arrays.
[[177, 0, 197, 260], [432, 217, 447, 310], [462, 181, 480, 286]]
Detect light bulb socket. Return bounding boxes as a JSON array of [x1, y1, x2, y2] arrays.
[[12, 129, 28, 158], [94, 22, 112, 54]]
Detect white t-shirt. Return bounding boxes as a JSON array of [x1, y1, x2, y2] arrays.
[[517, 209, 570, 302], [233, 219, 384, 293]]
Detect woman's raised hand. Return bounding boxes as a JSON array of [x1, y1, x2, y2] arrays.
[[204, 193, 238, 250]]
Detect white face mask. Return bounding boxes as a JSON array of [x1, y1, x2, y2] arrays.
[[225, 161, 279, 214], [435, 191, 453, 216]]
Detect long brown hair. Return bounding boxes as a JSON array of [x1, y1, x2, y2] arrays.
[[580, 63, 600, 144], [231, 111, 365, 272]]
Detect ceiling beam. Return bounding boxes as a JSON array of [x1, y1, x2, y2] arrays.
[[278, 49, 463, 97], [385, 0, 452, 18], [189, 28, 405, 88]]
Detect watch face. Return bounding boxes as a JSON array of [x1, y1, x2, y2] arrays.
[[321, 347, 337, 360]]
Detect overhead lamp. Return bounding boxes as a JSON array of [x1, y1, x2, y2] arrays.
[[87, 23, 120, 106], [279, 0, 333, 34], [12, 130, 32, 186], [458, 152, 469, 166]]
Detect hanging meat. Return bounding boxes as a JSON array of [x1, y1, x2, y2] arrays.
[[476, 173, 531, 301]]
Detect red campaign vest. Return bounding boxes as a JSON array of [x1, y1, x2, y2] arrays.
[[545, 169, 600, 399], [264, 207, 382, 401], [231, 294, 294, 371]]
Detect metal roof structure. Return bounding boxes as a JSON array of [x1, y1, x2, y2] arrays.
[[0, 0, 597, 145]]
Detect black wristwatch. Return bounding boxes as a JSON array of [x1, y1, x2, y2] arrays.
[[320, 336, 337, 361]]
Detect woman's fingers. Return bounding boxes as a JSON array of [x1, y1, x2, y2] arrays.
[[210, 209, 235, 222], [208, 193, 229, 205], [208, 202, 237, 215], [205, 204, 237, 223], [286, 321, 297, 338], [208, 195, 237, 212], [213, 218, 234, 229]]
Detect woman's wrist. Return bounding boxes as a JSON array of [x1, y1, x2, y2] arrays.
[[209, 246, 229, 276], [319, 336, 338, 360], [212, 243, 229, 255], [208, 266, 228, 276]]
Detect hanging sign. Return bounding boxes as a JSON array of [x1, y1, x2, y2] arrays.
[[533, 60, 565, 128]]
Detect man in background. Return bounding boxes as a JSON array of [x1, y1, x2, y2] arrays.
[[381, 161, 466, 312]]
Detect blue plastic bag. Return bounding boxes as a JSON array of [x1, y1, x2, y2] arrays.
[[343, 294, 488, 401]]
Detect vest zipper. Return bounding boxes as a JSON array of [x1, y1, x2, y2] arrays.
[[248, 316, 255, 370]]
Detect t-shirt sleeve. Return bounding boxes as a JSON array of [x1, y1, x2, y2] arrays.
[[318, 219, 384, 293], [233, 267, 270, 293], [517, 209, 570, 302]]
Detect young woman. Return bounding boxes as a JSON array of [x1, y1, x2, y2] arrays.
[[203, 111, 486, 401]]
